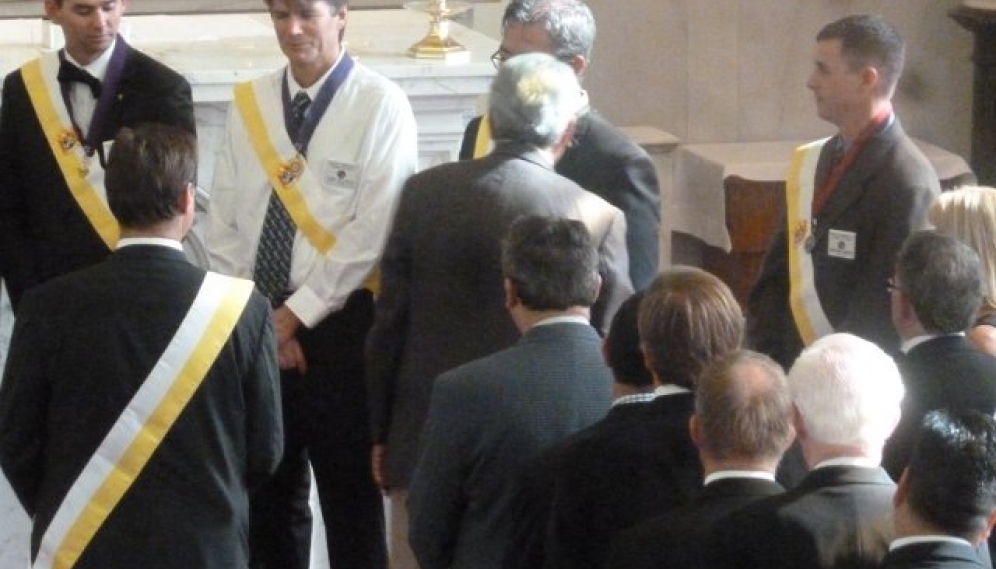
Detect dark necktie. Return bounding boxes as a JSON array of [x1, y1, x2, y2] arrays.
[[252, 91, 311, 305], [57, 60, 101, 98], [291, 90, 311, 132]]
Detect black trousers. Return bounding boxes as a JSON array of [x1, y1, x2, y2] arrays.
[[249, 290, 386, 569]]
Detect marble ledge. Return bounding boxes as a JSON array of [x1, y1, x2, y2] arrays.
[[0, 10, 498, 103]]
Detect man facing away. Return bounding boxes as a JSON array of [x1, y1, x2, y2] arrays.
[[407, 216, 613, 569], [607, 349, 794, 569], [365, 52, 630, 569], [746, 14, 939, 369], [503, 289, 653, 569], [537, 267, 744, 569], [0, 0, 195, 312], [206, 0, 418, 567], [459, 0, 661, 290], [883, 230, 996, 480], [0, 123, 282, 569], [883, 409, 996, 569], [713, 333, 905, 569]]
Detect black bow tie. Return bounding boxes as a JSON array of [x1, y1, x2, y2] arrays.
[[57, 60, 102, 98]]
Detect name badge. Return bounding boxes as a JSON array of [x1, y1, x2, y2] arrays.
[[827, 229, 856, 260], [324, 160, 359, 190]]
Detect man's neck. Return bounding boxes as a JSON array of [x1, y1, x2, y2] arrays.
[[837, 99, 893, 141], [516, 306, 590, 332]]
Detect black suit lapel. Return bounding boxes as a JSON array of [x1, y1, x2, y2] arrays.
[[816, 121, 902, 231]]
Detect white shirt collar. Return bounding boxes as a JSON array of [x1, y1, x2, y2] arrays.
[[65, 38, 116, 82], [117, 237, 184, 252], [890, 535, 973, 551], [611, 392, 660, 408], [285, 50, 343, 100], [813, 456, 879, 469], [655, 384, 691, 397], [531, 315, 590, 328], [901, 332, 965, 354], [704, 470, 776, 486]]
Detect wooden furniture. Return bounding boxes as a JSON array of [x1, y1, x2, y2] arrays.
[[951, 6, 996, 185]]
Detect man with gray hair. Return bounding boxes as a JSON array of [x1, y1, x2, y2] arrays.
[[713, 333, 905, 569], [882, 230, 996, 480], [366, 52, 631, 569], [459, 0, 660, 290]]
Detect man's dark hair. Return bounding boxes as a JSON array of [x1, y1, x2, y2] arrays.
[[604, 291, 653, 388], [906, 409, 996, 539], [896, 230, 983, 334], [638, 267, 743, 389], [501, 216, 599, 311], [105, 123, 196, 229], [264, 0, 348, 9], [695, 350, 793, 463], [816, 14, 905, 97]]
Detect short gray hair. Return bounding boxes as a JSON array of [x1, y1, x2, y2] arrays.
[[788, 333, 904, 453], [502, 0, 596, 61], [488, 52, 582, 148]]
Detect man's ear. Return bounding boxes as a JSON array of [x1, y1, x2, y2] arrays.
[[689, 414, 702, 449], [504, 277, 519, 311], [893, 468, 910, 509], [568, 54, 589, 79]]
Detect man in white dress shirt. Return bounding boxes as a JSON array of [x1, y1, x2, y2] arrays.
[[206, 0, 418, 567]]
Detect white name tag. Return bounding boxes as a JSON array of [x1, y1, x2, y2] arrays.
[[323, 160, 359, 190], [827, 229, 856, 260]]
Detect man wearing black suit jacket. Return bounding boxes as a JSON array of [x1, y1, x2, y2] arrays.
[[537, 268, 744, 569], [0, 124, 281, 569], [407, 216, 613, 569], [459, 0, 660, 290], [0, 0, 194, 312], [882, 409, 996, 569], [607, 349, 794, 569], [713, 333, 906, 569], [883, 230, 996, 480]]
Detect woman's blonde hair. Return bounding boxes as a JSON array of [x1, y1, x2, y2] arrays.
[[929, 186, 996, 314]]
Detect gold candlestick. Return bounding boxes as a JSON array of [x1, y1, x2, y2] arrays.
[[406, 0, 472, 60]]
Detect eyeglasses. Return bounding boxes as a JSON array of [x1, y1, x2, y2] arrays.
[[886, 277, 904, 294], [490, 48, 575, 70], [490, 48, 510, 70]]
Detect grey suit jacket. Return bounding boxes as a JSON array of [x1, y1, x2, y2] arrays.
[[880, 541, 989, 569], [407, 321, 613, 569], [0, 245, 282, 569], [714, 465, 896, 569], [746, 119, 939, 369], [366, 141, 632, 487]]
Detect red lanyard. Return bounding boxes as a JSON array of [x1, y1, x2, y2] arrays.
[[811, 108, 891, 218]]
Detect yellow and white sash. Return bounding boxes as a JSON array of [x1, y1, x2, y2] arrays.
[[21, 55, 119, 250], [786, 138, 833, 346], [472, 114, 494, 158], [232, 79, 378, 293], [33, 272, 254, 569]]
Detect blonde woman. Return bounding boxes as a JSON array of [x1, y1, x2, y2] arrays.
[[929, 186, 996, 355]]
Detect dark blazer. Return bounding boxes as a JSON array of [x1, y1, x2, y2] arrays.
[[407, 321, 613, 569], [539, 393, 702, 569], [880, 541, 989, 569], [0, 245, 282, 569], [883, 335, 996, 480], [366, 141, 632, 487], [460, 110, 660, 289], [607, 477, 785, 569], [714, 465, 896, 569], [0, 40, 195, 310], [746, 119, 939, 369]]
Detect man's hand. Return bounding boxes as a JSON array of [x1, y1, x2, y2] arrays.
[[273, 305, 302, 346], [278, 336, 308, 374], [371, 443, 390, 495]]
